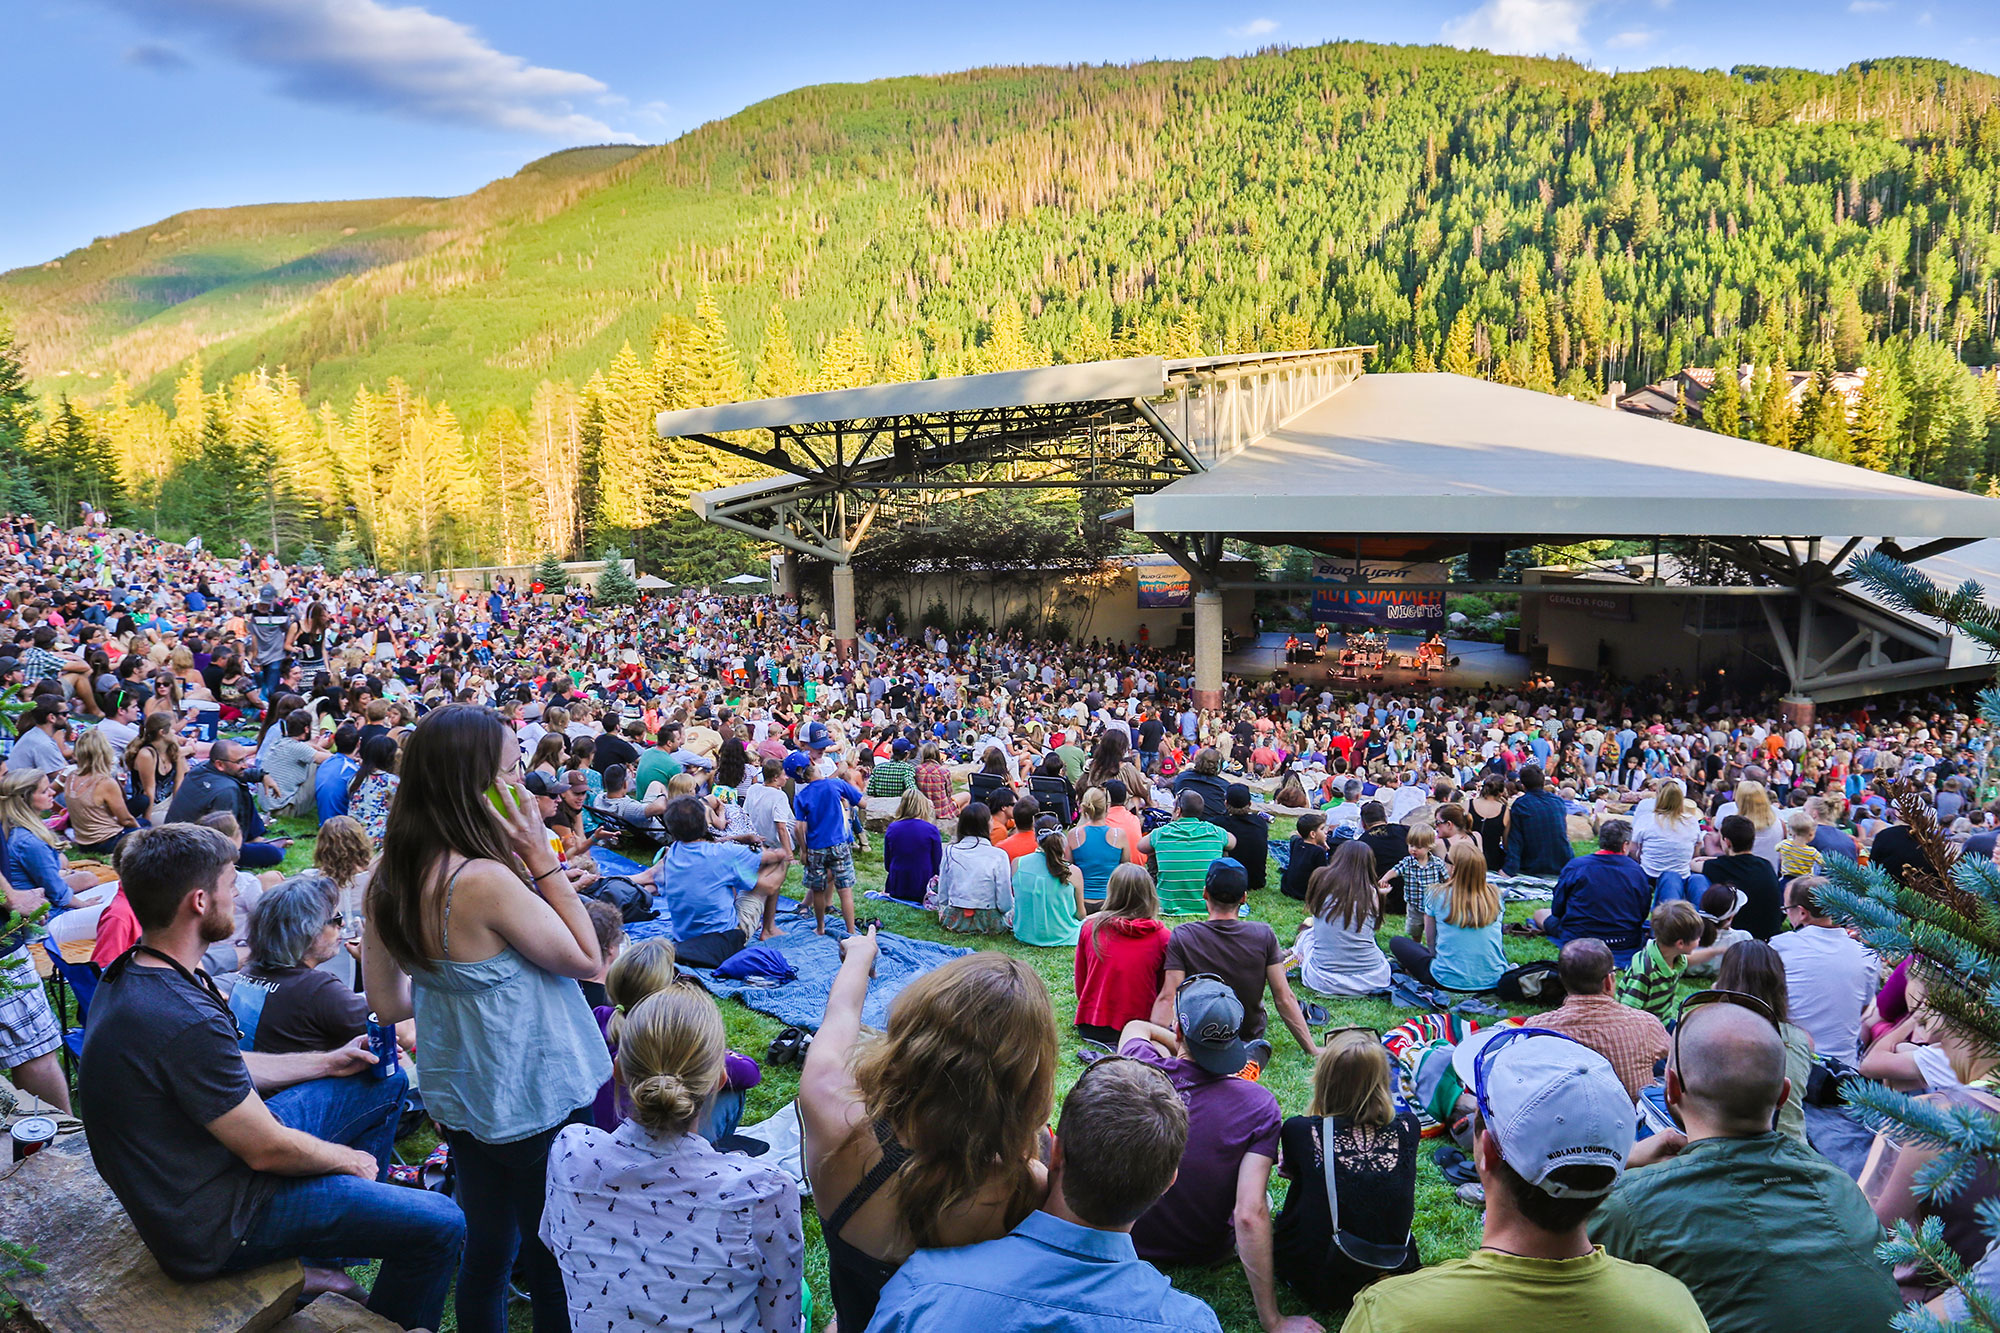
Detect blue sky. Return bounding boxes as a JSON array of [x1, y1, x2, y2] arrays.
[[7, 0, 1999, 272]]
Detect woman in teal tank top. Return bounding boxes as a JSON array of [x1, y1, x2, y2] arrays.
[[1065, 786, 1129, 906], [363, 706, 611, 1333], [1011, 830, 1088, 947]]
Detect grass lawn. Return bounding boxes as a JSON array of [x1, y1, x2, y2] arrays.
[[253, 819, 1578, 1333]]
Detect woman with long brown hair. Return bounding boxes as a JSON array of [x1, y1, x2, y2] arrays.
[[361, 705, 607, 1333], [1295, 840, 1393, 996], [802, 936, 1056, 1333], [1073, 862, 1168, 1043]]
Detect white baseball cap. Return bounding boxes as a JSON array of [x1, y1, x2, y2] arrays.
[[1451, 1027, 1633, 1198]]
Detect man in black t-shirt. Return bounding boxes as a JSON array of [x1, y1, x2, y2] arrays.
[[78, 825, 462, 1329], [1212, 783, 1271, 892], [1694, 815, 1786, 940], [1136, 711, 1166, 774]]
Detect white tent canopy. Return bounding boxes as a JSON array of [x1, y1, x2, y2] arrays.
[[1134, 373, 2000, 542]]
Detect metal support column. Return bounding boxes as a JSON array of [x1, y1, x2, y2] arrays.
[[1194, 590, 1224, 710], [831, 559, 857, 660]]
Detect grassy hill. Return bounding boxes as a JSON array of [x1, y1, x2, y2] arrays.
[[4, 43, 1999, 574]]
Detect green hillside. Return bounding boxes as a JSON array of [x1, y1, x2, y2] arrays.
[[3, 42, 2000, 577]]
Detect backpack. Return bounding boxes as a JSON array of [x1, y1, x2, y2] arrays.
[[588, 876, 657, 924]]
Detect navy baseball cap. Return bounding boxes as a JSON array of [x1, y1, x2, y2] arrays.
[[804, 720, 833, 750]]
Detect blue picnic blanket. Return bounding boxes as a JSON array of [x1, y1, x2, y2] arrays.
[[627, 904, 972, 1031], [589, 847, 649, 879]]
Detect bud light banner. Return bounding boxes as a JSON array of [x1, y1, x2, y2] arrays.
[[1311, 587, 1446, 629], [1137, 566, 1193, 608]]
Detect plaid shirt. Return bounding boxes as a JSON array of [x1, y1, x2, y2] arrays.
[[914, 761, 954, 813], [1540, 991, 1670, 1099], [20, 645, 67, 684], [867, 758, 916, 798], [1618, 940, 1690, 1023]]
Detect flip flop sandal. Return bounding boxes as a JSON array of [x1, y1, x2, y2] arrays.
[[1301, 1002, 1330, 1026], [1074, 1040, 1118, 1067], [1503, 922, 1542, 937], [766, 1027, 804, 1066]]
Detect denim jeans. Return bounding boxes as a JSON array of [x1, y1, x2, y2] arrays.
[[225, 1070, 464, 1332], [442, 1109, 591, 1333], [700, 1087, 746, 1142], [255, 660, 286, 703], [237, 841, 286, 870], [1653, 870, 1709, 908]]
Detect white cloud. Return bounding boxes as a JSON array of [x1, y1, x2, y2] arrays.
[[100, 0, 637, 141], [1604, 28, 1656, 48], [1229, 17, 1279, 37], [1442, 0, 1593, 55], [1847, 0, 1892, 11]]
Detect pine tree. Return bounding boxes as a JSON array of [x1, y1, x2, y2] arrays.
[[1818, 550, 2000, 1329], [1850, 362, 1902, 473], [1705, 354, 1743, 438], [533, 551, 569, 594], [594, 546, 637, 604], [1671, 382, 1690, 426], [0, 318, 44, 514], [752, 307, 805, 400], [329, 526, 363, 574], [1441, 308, 1477, 377]]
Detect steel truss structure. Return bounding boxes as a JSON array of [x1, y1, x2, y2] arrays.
[[669, 348, 1370, 564]]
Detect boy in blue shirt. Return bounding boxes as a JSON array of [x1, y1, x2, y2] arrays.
[[787, 749, 864, 935]]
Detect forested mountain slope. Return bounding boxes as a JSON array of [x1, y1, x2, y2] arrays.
[[4, 44, 1999, 576]]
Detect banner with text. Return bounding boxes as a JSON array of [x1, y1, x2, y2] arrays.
[[1310, 557, 1446, 630], [1137, 566, 1194, 608]]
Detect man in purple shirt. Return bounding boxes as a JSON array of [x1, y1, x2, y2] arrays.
[[1120, 979, 1315, 1333]]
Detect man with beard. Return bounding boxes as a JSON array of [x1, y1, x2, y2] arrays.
[[78, 824, 464, 1330]]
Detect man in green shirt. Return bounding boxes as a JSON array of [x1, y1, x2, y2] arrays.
[[1139, 792, 1234, 916], [1054, 731, 1087, 787], [1588, 1001, 1901, 1333], [634, 721, 683, 799], [1342, 1029, 1709, 1333]]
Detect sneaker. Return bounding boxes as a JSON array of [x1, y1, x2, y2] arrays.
[[1237, 1038, 1273, 1082]]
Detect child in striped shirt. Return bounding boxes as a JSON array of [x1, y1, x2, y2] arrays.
[[1619, 899, 1701, 1020], [1777, 810, 1825, 881]]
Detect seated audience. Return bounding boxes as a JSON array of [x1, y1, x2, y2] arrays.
[[1688, 815, 1786, 939], [1215, 783, 1272, 892], [1067, 785, 1133, 908], [1074, 864, 1171, 1045], [1154, 858, 1320, 1071], [1529, 819, 1651, 963], [655, 795, 791, 966], [936, 802, 1016, 935], [1295, 842, 1392, 997], [1280, 812, 1331, 901], [882, 787, 943, 905], [1617, 900, 1701, 1021], [1390, 842, 1507, 993], [65, 727, 143, 855], [1537, 938, 1669, 1101], [1771, 875, 1879, 1061], [1273, 1031, 1421, 1312], [1356, 803, 1414, 912], [1501, 765, 1572, 877], [1340, 1030, 1705, 1332], [867, 1051, 1223, 1332], [1120, 980, 1316, 1333], [544, 980, 801, 1332], [803, 938, 1055, 1333], [1591, 997, 1902, 1333], [233, 873, 370, 1055], [1013, 828, 1088, 947], [80, 823, 463, 1329], [1716, 941, 1811, 1142], [1139, 791, 1236, 916]]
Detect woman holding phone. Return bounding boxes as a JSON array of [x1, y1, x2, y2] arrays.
[[362, 705, 608, 1333]]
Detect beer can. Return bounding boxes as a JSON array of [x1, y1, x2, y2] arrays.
[[11, 1116, 57, 1161], [366, 1014, 395, 1079]]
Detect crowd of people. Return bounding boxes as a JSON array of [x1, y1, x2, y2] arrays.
[[0, 511, 1995, 1332]]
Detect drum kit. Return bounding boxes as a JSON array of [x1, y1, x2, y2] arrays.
[[1325, 629, 1446, 681]]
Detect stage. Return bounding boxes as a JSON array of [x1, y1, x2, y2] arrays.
[[1224, 632, 1532, 692]]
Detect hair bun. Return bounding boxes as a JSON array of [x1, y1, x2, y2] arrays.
[[629, 1072, 697, 1128]]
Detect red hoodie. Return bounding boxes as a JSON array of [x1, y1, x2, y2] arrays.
[[1074, 915, 1171, 1032]]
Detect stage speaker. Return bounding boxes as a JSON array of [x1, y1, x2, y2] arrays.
[[1467, 541, 1505, 582]]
